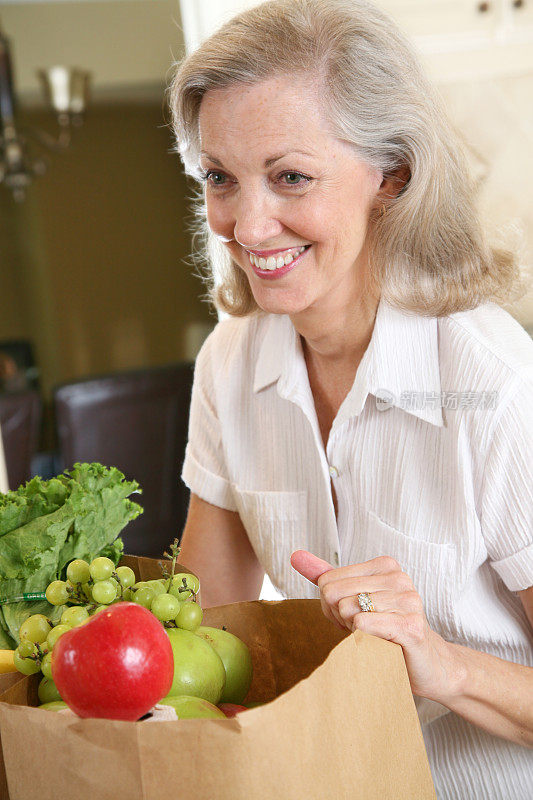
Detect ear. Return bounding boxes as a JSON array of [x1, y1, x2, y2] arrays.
[[378, 164, 411, 202]]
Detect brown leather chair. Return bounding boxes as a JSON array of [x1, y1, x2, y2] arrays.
[[54, 363, 194, 558], [0, 390, 42, 490]]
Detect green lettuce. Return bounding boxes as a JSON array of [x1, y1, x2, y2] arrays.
[[0, 463, 142, 646]]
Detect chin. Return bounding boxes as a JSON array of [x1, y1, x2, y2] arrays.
[[247, 278, 303, 312], [253, 295, 311, 317]]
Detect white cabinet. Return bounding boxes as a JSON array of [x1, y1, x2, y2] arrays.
[[379, 0, 499, 39], [180, 1, 533, 81], [377, 0, 533, 81]]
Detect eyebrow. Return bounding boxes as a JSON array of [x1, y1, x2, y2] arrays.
[[200, 150, 316, 168]]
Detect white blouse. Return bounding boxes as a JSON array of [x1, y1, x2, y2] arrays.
[[182, 297, 533, 799]]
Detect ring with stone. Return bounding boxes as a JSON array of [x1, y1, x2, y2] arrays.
[[357, 592, 376, 612]]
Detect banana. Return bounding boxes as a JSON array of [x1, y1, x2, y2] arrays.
[[0, 650, 16, 673]]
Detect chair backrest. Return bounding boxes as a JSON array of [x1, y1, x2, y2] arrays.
[[0, 339, 39, 391], [0, 390, 42, 490], [54, 363, 194, 558]]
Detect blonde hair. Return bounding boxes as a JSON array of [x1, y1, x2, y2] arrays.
[[169, 0, 525, 317]]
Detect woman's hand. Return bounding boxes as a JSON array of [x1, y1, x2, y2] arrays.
[[290, 549, 461, 702]]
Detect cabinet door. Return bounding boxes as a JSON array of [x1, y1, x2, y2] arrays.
[[502, 0, 533, 33], [377, 0, 499, 38]]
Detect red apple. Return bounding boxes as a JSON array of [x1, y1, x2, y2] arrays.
[[52, 602, 174, 721], [218, 703, 248, 717]]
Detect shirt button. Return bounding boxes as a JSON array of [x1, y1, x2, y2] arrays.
[[333, 551, 340, 566], [329, 465, 339, 478]]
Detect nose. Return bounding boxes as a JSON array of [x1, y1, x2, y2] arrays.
[[232, 189, 283, 249]]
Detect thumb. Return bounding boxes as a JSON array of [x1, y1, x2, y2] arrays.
[[290, 550, 334, 585]]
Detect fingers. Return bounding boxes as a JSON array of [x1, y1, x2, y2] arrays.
[[290, 551, 345, 628], [316, 556, 404, 591], [351, 610, 428, 648], [291, 552, 404, 588], [319, 596, 346, 631], [337, 590, 423, 628], [290, 552, 421, 636], [320, 570, 414, 607], [290, 550, 333, 585]]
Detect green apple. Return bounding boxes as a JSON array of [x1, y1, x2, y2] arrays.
[[38, 700, 69, 712], [195, 627, 253, 704], [38, 677, 62, 704], [160, 695, 226, 719], [166, 628, 226, 705]]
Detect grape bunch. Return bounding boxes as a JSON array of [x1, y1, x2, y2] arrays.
[[13, 544, 203, 705]]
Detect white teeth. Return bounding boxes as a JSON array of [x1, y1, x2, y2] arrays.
[[248, 245, 307, 271]]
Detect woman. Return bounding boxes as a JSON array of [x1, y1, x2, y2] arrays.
[[169, 1, 533, 796]]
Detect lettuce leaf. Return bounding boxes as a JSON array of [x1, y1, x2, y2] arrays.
[[0, 463, 142, 646]]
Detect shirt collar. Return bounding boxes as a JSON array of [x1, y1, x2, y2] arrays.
[[253, 298, 443, 428], [253, 312, 295, 393]]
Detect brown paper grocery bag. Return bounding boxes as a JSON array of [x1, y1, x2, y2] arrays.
[[0, 670, 37, 800], [118, 555, 192, 581], [0, 598, 436, 800]]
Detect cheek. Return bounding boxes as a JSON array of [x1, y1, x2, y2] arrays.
[[334, 193, 375, 246], [294, 190, 370, 251], [227, 241, 245, 266], [206, 199, 234, 239]]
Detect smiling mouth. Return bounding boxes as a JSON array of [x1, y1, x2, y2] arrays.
[[246, 245, 310, 271]]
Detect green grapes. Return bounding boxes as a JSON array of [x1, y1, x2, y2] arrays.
[[146, 580, 168, 597], [115, 566, 135, 589], [91, 580, 117, 605], [18, 558, 207, 683], [175, 601, 203, 632], [19, 614, 52, 644], [89, 557, 115, 582], [168, 573, 199, 600], [151, 593, 181, 622], [45, 580, 70, 606], [46, 624, 71, 650], [17, 640, 36, 659], [13, 649, 41, 675], [61, 606, 89, 628], [81, 582, 93, 602], [133, 586, 155, 609], [41, 652, 53, 680], [104, 576, 121, 600], [66, 559, 91, 585], [177, 573, 200, 594]]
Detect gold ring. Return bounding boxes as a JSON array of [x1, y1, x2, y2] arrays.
[[357, 592, 376, 612]]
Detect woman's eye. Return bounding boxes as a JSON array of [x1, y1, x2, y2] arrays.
[[201, 170, 228, 187], [279, 172, 310, 187]]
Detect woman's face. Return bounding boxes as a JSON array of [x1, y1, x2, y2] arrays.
[[198, 74, 384, 319]]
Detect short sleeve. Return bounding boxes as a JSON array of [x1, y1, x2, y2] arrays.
[[481, 376, 533, 591], [181, 334, 238, 512]]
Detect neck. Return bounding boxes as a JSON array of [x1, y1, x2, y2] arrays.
[[291, 290, 380, 367]]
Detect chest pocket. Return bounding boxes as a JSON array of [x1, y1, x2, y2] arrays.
[[361, 510, 457, 631], [232, 487, 314, 599]]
